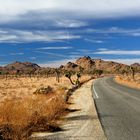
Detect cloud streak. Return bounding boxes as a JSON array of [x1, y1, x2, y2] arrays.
[[39, 58, 76, 68], [36, 46, 73, 50], [84, 38, 104, 43], [105, 58, 140, 65], [1, 0, 140, 21], [86, 27, 140, 37], [95, 50, 140, 55], [0, 29, 80, 43], [10, 52, 24, 55]]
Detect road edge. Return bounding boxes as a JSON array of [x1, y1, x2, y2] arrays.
[[91, 79, 107, 139]]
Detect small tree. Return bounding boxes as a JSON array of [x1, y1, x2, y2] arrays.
[[130, 66, 135, 80], [65, 71, 81, 86], [65, 71, 75, 85], [95, 69, 103, 77], [76, 72, 81, 85], [55, 69, 60, 83]]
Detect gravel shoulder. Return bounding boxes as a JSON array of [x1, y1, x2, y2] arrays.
[[31, 80, 106, 140]]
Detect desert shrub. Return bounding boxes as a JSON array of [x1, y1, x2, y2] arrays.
[[0, 94, 67, 140], [33, 86, 54, 95]]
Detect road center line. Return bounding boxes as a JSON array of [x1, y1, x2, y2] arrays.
[[93, 84, 99, 99]]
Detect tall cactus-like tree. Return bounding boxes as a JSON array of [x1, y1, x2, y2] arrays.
[[76, 72, 81, 85], [65, 71, 75, 85], [94, 69, 103, 77], [55, 69, 60, 83], [130, 66, 135, 80], [65, 71, 81, 86]]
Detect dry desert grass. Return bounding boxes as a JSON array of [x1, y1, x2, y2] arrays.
[[115, 73, 140, 89], [0, 75, 91, 102], [0, 75, 91, 139]]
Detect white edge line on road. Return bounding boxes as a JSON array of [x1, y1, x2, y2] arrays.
[[93, 81, 99, 99], [93, 86, 99, 99]]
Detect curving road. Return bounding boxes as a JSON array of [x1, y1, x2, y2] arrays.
[[93, 77, 140, 140]]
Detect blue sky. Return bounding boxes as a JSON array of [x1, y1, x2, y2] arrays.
[[0, 0, 140, 67]]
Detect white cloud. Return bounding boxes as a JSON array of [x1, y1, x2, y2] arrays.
[[30, 57, 36, 60], [1, 0, 140, 22], [56, 20, 88, 28], [36, 46, 73, 50], [39, 58, 76, 68], [105, 58, 140, 65], [86, 27, 140, 37], [34, 51, 67, 58], [0, 29, 80, 43], [98, 48, 108, 51], [10, 52, 24, 55], [84, 38, 104, 43], [95, 50, 140, 55]]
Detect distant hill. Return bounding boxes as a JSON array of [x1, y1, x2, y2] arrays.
[[0, 56, 139, 75], [60, 56, 132, 74], [1, 61, 40, 74], [5, 61, 40, 70], [131, 63, 140, 67]]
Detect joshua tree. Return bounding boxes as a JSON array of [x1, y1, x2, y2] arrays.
[[15, 69, 21, 79], [55, 69, 60, 83], [94, 69, 103, 77], [65, 71, 75, 85], [5, 71, 9, 80], [76, 72, 81, 85], [65, 71, 81, 86], [46, 69, 51, 78], [130, 66, 135, 80]]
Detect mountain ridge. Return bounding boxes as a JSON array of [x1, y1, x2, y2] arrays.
[[0, 56, 139, 75]]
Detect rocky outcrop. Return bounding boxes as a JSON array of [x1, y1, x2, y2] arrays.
[[75, 56, 95, 70], [0, 56, 138, 75], [62, 62, 82, 71], [3, 61, 40, 74]]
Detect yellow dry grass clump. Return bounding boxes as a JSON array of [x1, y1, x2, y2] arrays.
[[0, 75, 91, 139], [0, 93, 67, 139], [115, 73, 140, 89]]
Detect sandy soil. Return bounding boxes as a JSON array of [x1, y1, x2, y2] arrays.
[[0, 75, 90, 103], [31, 80, 106, 140], [115, 74, 140, 89]]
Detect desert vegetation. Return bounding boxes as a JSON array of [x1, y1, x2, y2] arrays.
[[115, 66, 140, 89], [0, 74, 91, 139], [0, 56, 139, 139]]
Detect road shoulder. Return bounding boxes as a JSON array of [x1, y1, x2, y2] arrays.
[[31, 80, 106, 140]]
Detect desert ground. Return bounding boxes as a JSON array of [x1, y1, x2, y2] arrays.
[[0, 75, 91, 139], [115, 73, 140, 89]]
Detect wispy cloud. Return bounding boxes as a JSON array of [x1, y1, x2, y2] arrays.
[[98, 48, 108, 51], [34, 51, 68, 58], [0, 29, 80, 43], [39, 58, 76, 68], [1, 0, 140, 22], [84, 38, 104, 43], [105, 58, 140, 65], [10, 52, 24, 55], [95, 50, 140, 55], [55, 20, 88, 28], [86, 27, 140, 37], [36, 46, 73, 50], [29, 57, 36, 60]]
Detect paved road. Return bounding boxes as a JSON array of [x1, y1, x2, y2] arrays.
[[93, 77, 140, 140]]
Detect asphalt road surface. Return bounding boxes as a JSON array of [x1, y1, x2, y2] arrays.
[[93, 77, 140, 140]]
